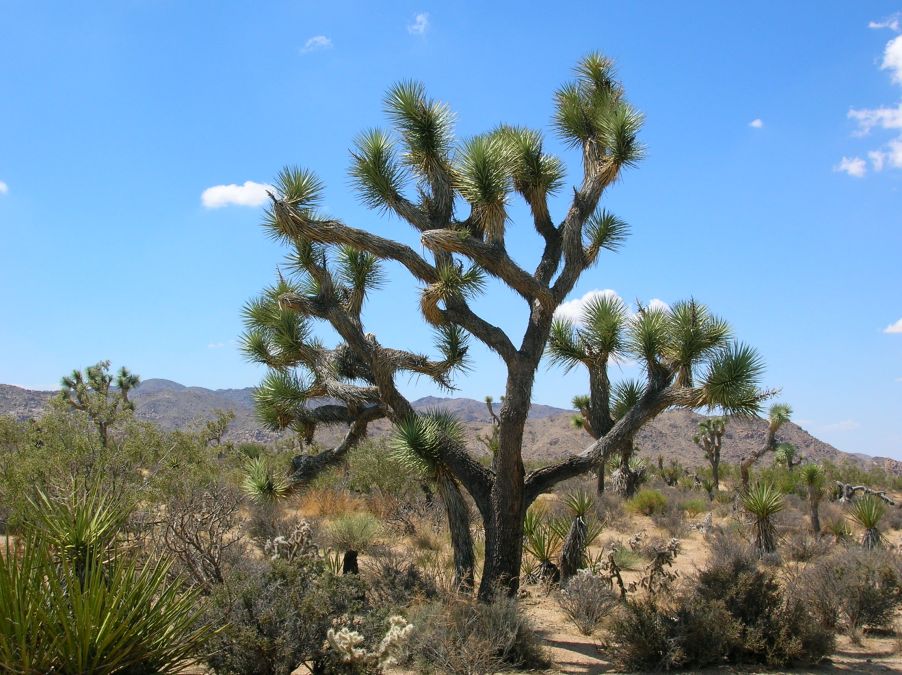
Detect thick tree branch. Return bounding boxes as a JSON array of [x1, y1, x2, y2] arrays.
[[421, 230, 554, 308], [290, 404, 385, 481]]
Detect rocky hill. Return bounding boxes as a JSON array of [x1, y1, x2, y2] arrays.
[[1, 379, 897, 473]]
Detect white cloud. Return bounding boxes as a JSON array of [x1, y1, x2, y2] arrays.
[[883, 34, 902, 84], [822, 419, 861, 432], [834, 156, 867, 177], [869, 14, 901, 32], [207, 342, 226, 349], [749, 118, 764, 128], [300, 35, 332, 54], [407, 12, 429, 35], [884, 318, 902, 334], [554, 289, 623, 324], [201, 181, 272, 208], [895, 377, 902, 383], [841, 33, 902, 173], [0, 181, 7, 195]]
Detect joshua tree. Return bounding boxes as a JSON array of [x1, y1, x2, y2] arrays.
[[742, 481, 783, 554], [557, 490, 597, 582], [739, 403, 792, 490], [200, 409, 236, 448], [693, 417, 726, 496], [392, 411, 476, 591], [57, 361, 140, 448], [800, 463, 825, 536], [849, 495, 886, 549], [774, 442, 802, 471], [248, 54, 768, 598]]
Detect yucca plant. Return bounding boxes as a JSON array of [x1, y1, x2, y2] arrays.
[[326, 511, 382, 574], [523, 510, 562, 583], [849, 495, 886, 549], [741, 482, 784, 554], [242, 456, 290, 504], [0, 499, 215, 673], [557, 490, 604, 582], [800, 463, 825, 536], [26, 482, 131, 584]]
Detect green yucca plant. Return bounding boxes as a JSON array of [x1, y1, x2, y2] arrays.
[[849, 495, 886, 549], [741, 482, 784, 554], [242, 456, 290, 504], [556, 490, 604, 581], [0, 497, 216, 673], [26, 485, 132, 589]]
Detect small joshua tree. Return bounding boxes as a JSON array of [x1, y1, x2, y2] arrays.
[[693, 417, 725, 496], [739, 403, 792, 489], [392, 411, 476, 591], [849, 495, 886, 550], [800, 463, 825, 536], [57, 361, 140, 448], [742, 482, 783, 554]]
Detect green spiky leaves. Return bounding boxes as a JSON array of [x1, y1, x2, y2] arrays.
[[241, 279, 318, 369], [696, 342, 766, 416], [553, 52, 644, 177], [768, 403, 793, 432], [584, 208, 629, 265], [454, 134, 515, 241], [336, 245, 384, 317], [611, 379, 645, 420], [385, 81, 454, 181], [350, 128, 408, 211], [391, 410, 465, 478], [420, 260, 486, 325], [493, 125, 564, 210], [242, 457, 290, 504], [434, 323, 471, 374], [547, 294, 629, 372]]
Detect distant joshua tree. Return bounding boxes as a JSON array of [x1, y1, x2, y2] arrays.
[[57, 361, 140, 448], [739, 403, 792, 490], [693, 417, 726, 496]]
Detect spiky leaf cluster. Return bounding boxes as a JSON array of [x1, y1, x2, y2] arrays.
[[390, 410, 465, 478]]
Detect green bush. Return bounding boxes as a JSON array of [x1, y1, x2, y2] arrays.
[[680, 497, 709, 517], [627, 488, 668, 516], [327, 512, 383, 553], [347, 439, 419, 498], [204, 557, 387, 674], [608, 530, 833, 670]]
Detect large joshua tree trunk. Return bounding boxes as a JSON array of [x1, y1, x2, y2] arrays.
[[479, 361, 533, 600]]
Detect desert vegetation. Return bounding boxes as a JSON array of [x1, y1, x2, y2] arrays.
[[2, 52, 902, 674]]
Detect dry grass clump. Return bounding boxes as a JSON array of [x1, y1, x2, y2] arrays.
[[407, 594, 547, 674], [557, 568, 619, 635]]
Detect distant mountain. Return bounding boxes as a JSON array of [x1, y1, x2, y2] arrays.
[[1, 379, 898, 474]]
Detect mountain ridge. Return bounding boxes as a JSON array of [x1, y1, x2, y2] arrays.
[[1, 379, 898, 474]]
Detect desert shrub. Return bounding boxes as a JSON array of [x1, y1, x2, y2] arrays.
[[365, 551, 438, 607], [606, 541, 642, 570], [408, 595, 546, 674], [627, 488, 668, 516], [608, 533, 834, 670], [783, 529, 830, 563], [680, 497, 708, 516], [557, 569, 619, 635], [595, 492, 629, 531], [882, 504, 902, 531], [204, 557, 388, 675], [791, 547, 902, 635], [158, 480, 245, 590], [347, 439, 418, 499], [741, 482, 783, 554], [651, 502, 685, 537]]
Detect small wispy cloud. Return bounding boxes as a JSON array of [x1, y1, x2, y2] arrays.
[[884, 317, 902, 334], [0, 180, 8, 195], [822, 419, 861, 432], [749, 118, 764, 129], [869, 13, 901, 32], [201, 181, 272, 208], [407, 12, 429, 35], [301, 35, 333, 54], [207, 342, 226, 350], [834, 156, 867, 177]]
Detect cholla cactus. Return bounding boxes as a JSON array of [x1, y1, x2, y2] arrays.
[[325, 615, 414, 670], [263, 520, 319, 562]]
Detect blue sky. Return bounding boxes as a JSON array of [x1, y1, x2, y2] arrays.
[[1, 2, 900, 458]]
